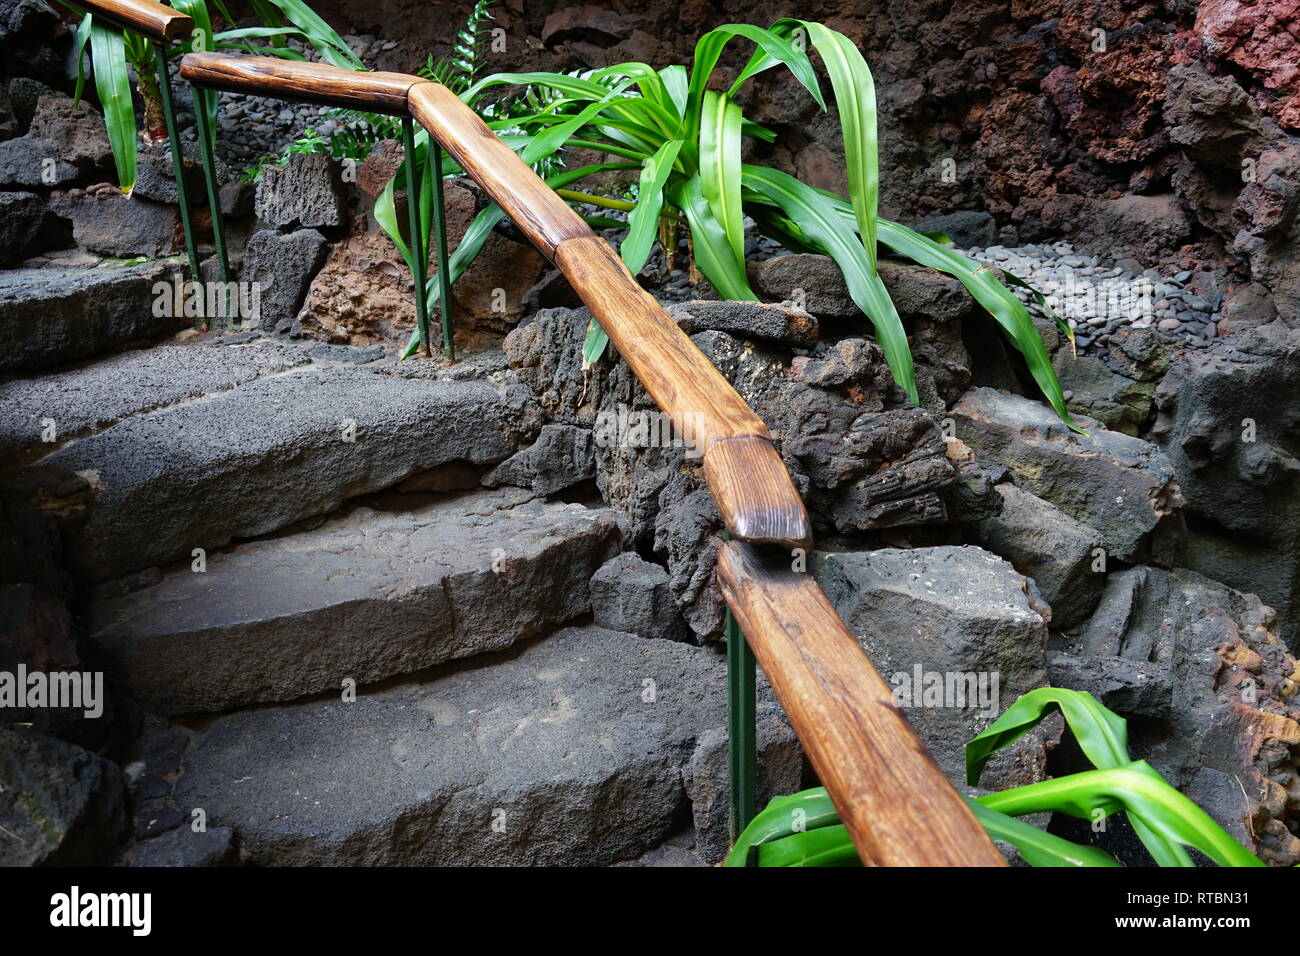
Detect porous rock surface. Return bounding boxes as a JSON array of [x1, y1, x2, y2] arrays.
[[170, 626, 765, 866], [953, 387, 1184, 564], [44, 364, 542, 581], [815, 545, 1055, 791], [0, 726, 127, 867], [87, 488, 623, 714]]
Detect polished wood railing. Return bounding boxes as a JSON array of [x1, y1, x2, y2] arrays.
[[61, 0, 1005, 864], [66, 0, 194, 41]]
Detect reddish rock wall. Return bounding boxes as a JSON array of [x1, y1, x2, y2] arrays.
[[302, 0, 1300, 317]]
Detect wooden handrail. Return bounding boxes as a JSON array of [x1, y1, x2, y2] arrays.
[[180, 53, 815, 550], [175, 49, 1003, 866], [57, 0, 194, 42], [181, 53, 423, 116], [717, 543, 1005, 865]]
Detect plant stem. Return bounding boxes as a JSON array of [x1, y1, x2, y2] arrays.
[[555, 188, 635, 211]]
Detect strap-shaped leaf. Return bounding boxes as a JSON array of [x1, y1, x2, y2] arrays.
[[669, 174, 759, 301], [755, 824, 862, 867], [977, 762, 1264, 868], [966, 800, 1122, 867], [797, 20, 879, 271], [742, 165, 916, 402], [699, 91, 745, 272], [723, 787, 843, 866], [621, 139, 684, 275], [800, 187, 1079, 431], [876, 218, 1081, 431], [686, 24, 824, 135], [89, 22, 136, 195], [659, 65, 689, 123], [71, 12, 93, 105], [966, 687, 1131, 786], [252, 0, 363, 68]]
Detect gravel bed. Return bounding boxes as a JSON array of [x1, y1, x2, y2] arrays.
[[967, 241, 1224, 352]]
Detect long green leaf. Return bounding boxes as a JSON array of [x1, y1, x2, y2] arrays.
[[1000, 270, 1075, 344], [669, 174, 759, 302], [800, 188, 1079, 430], [755, 824, 863, 867], [89, 23, 136, 195], [659, 65, 689, 122], [515, 78, 639, 165], [798, 20, 878, 270], [723, 788, 845, 866], [375, 177, 413, 265], [214, 25, 304, 41], [966, 800, 1122, 867], [977, 763, 1264, 868], [581, 318, 609, 368], [699, 91, 745, 272], [686, 24, 824, 135], [742, 165, 916, 402], [966, 688, 1131, 786], [71, 12, 93, 105], [875, 217, 1080, 430], [246, 0, 287, 47], [964, 686, 1192, 866], [252, 0, 363, 68], [621, 139, 683, 275]]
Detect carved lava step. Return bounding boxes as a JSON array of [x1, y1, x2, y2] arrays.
[[0, 261, 180, 373], [87, 487, 622, 714], [165, 626, 747, 865], [41, 363, 540, 581]]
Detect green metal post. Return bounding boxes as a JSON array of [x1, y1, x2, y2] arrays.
[[401, 119, 431, 358], [429, 141, 455, 360], [726, 602, 757, 854], [154, 43, 203, 314], [191, 84, 231, 325]]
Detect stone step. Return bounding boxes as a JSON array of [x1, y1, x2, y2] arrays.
[[149, 625, 799, 866], [87, 487, 623, 715], [0, 339, 309, 464], [39, 363, 541, 582], [0, 259, 181, 373]]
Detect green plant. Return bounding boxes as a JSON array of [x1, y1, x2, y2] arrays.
[[396, 18, 1074, 425], [63, 0, 361, 195], [237, 126, 329, 182], [726, 688, 1264, 867]]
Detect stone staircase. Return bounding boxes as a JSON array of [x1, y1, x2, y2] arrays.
[[1, 301, 799, 866]]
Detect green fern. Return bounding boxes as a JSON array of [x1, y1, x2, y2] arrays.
[[439, 0, 497, 93]]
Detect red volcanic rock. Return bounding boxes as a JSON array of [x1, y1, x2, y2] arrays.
[[1197, 0, 1300, 130], [1041, 23, 1174, 165], [972, 91, 1058, 221]]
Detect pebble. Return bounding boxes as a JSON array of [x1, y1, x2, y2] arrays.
[[1158, 318, 1182, 331]]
